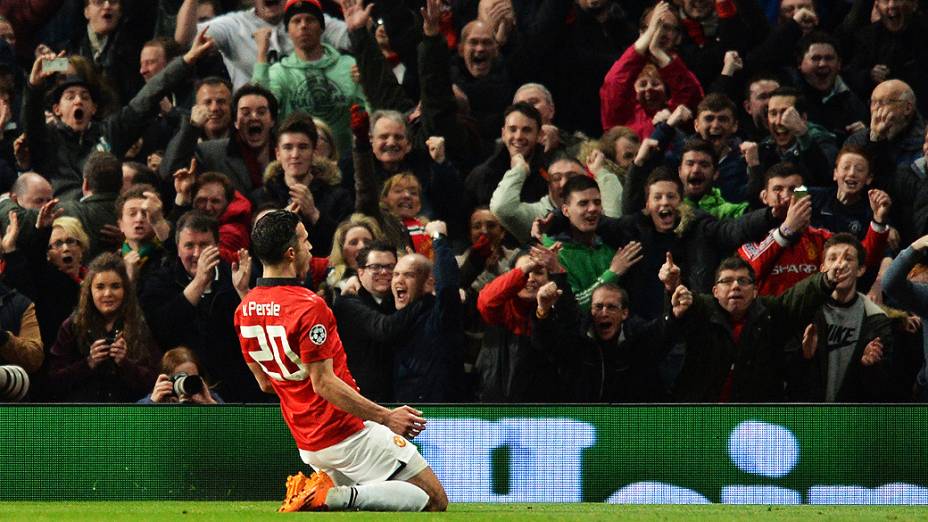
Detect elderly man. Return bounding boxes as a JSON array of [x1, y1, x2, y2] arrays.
[[4, 173, 52, 210], [846, 0, 928, 115], [846, 79, 926, 171], [175, 0, 349, 90]]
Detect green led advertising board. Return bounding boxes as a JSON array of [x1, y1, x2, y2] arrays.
[[0, 405, 925, 504]]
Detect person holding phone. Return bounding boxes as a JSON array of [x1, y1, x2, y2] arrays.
[[44, 253, 159, 402]]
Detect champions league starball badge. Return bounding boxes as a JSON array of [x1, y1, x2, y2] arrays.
[[309, 324, 327, 345]]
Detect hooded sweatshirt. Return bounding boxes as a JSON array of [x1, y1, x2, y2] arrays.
[[253, 44, 367, 156]]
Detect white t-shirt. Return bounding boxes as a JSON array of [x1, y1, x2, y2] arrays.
[[200, 9, 350, 89]]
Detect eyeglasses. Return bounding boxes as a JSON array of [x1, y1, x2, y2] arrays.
[[592, 303, 624, 312], [362, 263, 395, 273], [48, 237, 79, 250], [716, 277, 754, 287]]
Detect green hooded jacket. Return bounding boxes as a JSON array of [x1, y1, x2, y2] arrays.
[[253, 44, 367, 156]]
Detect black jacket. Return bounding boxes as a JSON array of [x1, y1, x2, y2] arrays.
[[666, 272, 832, 402], [138, 258, 265, 402], [331, 287, 425, 403]]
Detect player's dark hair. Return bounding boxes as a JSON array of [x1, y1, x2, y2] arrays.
[[252, 210, 301, 265], [561, 174, 599, 204], [823, 233, 866, 266], [175, 210, 220, 244], [714, 256, 755, 283], [357, 239, 397, 268]]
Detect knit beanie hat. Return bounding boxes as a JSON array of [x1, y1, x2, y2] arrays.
[[284, 0, 325, 30]]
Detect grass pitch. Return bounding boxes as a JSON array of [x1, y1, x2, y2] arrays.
[[1, 502, 927, 521]]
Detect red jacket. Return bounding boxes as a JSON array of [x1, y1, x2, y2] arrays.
[[217, 191, 252, 265], [599, 45, 704, 139], [477, 268, 534, 336], [739, 224, 888, 296]]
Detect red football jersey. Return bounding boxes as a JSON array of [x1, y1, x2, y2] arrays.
[[235, 281, 364, 451]]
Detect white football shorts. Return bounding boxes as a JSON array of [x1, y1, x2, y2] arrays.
[[299, 421, 429, 485]]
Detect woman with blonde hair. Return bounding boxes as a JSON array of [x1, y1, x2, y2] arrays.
[[1, 210, 91, 349], [322, 214, 384, 300], [45, 253, 159, 402]]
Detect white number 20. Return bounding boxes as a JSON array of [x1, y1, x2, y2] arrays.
[[239, 325, 308, 381]]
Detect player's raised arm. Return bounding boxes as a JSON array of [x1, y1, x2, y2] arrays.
[[307, 358, 427, 439]]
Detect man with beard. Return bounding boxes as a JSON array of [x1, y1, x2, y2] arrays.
[[541, 175, 643, 308], [845, 0, 928, 115], [332, 241, 427, 403], [792, 32, 868, 143], [466, 102, 547, 209], [676, 138, 747, 218], [162, 84, 278, 199], [25, 29, 216, 201], [846, 79, 926, 170], [175, 0, 350, 90], [532, 280, 669, 402], [662, 255, 847, 402]]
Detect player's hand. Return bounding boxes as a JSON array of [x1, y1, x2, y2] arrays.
[[384, 405, 427, 439], [87, 339, 111, 370], [150, 374, 175, 403]]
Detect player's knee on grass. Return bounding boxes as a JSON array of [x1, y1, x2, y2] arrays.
[[406, 467, 447, 512]]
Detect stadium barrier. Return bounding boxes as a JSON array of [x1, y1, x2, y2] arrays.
[[1, 405, 926, 504]]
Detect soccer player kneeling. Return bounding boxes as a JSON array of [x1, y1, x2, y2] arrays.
[[235, 210, 448, 512]]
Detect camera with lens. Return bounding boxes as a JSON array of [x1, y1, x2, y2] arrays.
[[170, 372, 204, 397]]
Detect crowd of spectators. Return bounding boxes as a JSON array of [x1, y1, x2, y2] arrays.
[[0, 0, 927, 404]]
